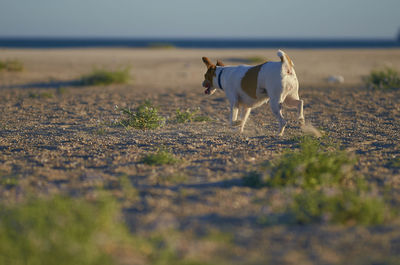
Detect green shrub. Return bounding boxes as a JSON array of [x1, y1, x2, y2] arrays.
[[0, 175, 19, 188], [174, 108, 198, 123], [28, 92, 53, 99], [387, 156, 400, 169], [173, 108, 211, 123], [0, 195, 134, 265], [80, 68, 130, 86], [119, 101, 165, 130], [289, 189, 388, 225], [262, 137, 356, 189], [0, 195, 224, 265], [243, 138, 393, 226], [365, 67, 400, 90], [192, 115, 212, 122], [242, 171, 264, 188], [0, 59, 24, 72], [141, 149, 179, 166], [95, 127, 106, 136], [117, 173, 139, 203]]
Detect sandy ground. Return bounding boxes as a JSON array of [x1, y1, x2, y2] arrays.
[[1, 48, 400, 264]]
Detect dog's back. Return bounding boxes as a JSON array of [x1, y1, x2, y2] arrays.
[[222, 50, 297, 108]]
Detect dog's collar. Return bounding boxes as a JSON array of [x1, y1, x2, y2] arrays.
[[217, 68, 224, 90]]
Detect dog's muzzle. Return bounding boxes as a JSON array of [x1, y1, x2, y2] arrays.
[[203, 80, 211, 94]]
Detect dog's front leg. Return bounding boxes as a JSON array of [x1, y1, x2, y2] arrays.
[[230, 104, 240, 127], [271, 102, 287, 136]]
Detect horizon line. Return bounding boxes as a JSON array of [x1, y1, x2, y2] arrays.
[[0, 36, 398, 41]]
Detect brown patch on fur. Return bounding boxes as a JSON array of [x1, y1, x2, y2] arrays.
[[280, 53, 294, 74], [204, 66, 216, 87], [241, 63, 265, 99], [280, 53, 293, 67], [285, 54, 293, 68]]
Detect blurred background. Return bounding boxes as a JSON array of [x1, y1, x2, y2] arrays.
[[0, 0, 399, 48]]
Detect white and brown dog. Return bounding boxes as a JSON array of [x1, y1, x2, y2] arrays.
[[202, 50, 304, 136]]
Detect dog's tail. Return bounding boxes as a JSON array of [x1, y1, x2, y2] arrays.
[[277, 49, 294, 74]]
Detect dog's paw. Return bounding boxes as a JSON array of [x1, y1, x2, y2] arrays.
[[231, 120, 242, 127], [277, 127, 286, 137]]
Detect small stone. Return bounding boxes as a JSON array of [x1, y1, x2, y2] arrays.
[[327, 75, 344, 84]]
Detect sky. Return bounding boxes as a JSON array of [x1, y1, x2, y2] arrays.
[[0, 0, 399, 39]]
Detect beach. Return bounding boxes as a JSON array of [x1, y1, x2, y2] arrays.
[[1, 48, 400, 264], [2, 48, 400, 87]]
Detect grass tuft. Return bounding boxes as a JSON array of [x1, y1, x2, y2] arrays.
[[141, 149, 180, 166], [0, 175, 19, 188], [244, 137, 357, 189], [0, 195, 135, 265], [0, 59, 24, 72], [289, 189, 388, 225], [244, 137, 393, 225], [119, 101, 165, 130], [387, 156, 400, 169], [0, 195, 222, 265], [80, 68, 130, 86], [28, 92, 53, 99], [173, 108, 211, 123], [242, 171, 264, 189], [364, 67, 400, 90]]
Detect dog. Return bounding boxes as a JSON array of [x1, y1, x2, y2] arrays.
[[202, 50, 304, 136]]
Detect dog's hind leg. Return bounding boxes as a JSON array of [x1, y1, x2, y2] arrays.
[[284, 96, 305, 125], [270, 102, 287, 136], [239, 107, 251, 133]]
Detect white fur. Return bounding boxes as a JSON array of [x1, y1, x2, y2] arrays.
[[277, 50, 284, 60], [203, 50, 304, 135]]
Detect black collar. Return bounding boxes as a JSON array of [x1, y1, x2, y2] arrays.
[[217, 68, 224, 90]]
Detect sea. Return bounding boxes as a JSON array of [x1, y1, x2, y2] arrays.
[[0, 37, 399, 49]]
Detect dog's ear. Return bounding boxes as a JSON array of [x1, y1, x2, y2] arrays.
[[202, 57, 213, 68], [216, 60, 225, 66]]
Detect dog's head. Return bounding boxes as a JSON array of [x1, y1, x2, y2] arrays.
[[202, 57, 225, 95]]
